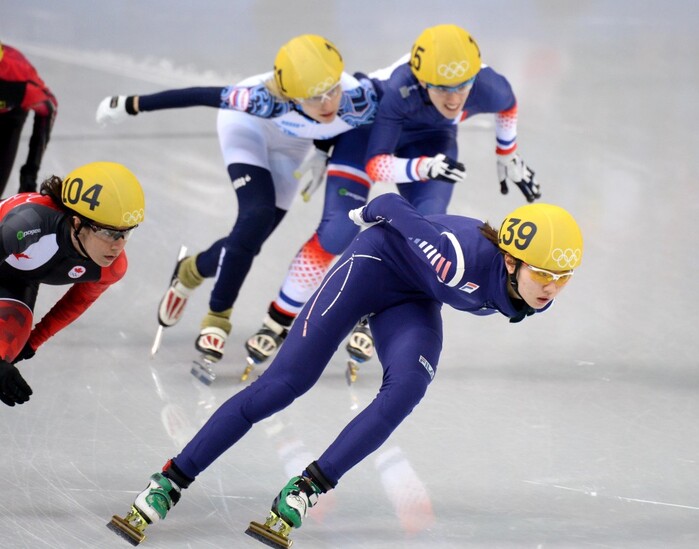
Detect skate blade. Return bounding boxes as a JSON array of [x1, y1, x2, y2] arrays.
[[191, 358, 216, 385], [245, 521, 293, 548], [151, 325, 164, 357], [107, 515, 145, 546], [346, 359, 360, 385], [241, 357, 256, 382]]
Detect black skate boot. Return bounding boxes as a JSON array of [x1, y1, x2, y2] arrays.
[[242, 310, 292, 381], [345, 318, 374, 384], [246, 462, 334, 548], [107, 462, 192, 545]]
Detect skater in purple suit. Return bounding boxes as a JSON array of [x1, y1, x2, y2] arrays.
[[108, 193, 583, 547]]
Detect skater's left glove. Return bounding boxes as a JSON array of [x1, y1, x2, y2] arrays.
[[348, 206, 383, 229], [13, 342, 36, 364], [96, 95, 138, 126], [296, 147, 329, 202], [497, 152, 541, 203], [0, 359, 33, 406]]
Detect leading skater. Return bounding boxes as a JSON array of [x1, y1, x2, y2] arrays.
[[108, 192, 582, 547], [0, 162, 145, 407]]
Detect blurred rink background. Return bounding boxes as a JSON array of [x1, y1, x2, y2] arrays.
[[1, 1, 698, 547]]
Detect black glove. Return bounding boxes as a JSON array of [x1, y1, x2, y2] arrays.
[[0, 360, 33, 406], [18, 169, 38, 194], [13, 342, 36, 364]]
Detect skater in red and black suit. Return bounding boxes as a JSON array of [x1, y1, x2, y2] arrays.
[[0, 162, 145, 406], [0, 41, 58, 196]]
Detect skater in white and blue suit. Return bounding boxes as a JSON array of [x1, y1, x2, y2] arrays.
[[109, 192, 583, 547]]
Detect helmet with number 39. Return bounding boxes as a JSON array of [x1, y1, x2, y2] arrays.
[[410, 24, 481, 87], [498, 203, 583, 271], [61, 162, 145, 229]]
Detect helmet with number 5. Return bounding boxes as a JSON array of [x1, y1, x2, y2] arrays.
[[498, 203, 583, 271], [61, 162, 145, 228], [273, 34, 344, 99], [410, 24, 481, 87]]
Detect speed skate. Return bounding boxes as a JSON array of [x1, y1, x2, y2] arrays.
[[106, 506, 149, 546], [245, 511, 294, 548]]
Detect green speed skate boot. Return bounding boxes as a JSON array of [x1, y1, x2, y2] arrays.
[[246, 462, 335, 548], [107, 463, 192, 545]]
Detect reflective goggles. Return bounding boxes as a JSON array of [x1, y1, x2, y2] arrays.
[[297, 83, 342, 106], [426, 76, 476, 95], [86, 221, 136, 242], [524, 263, 574, 287]]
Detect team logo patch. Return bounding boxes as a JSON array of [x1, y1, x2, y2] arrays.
[[69, 266, 87, 279], [419, 355, 435, 380], [459, 281, 479, 293]]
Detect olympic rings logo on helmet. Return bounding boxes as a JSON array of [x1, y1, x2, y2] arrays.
[[551, 248, 581, 269], [306, 76, 337, 98], [123, 209, 145, 226], [437, 61, 470, 80]]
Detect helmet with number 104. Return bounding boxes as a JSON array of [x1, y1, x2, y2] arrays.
[[273, 34, 344, 99], [61, 162, 145, 229], [498, 203, 583, 271], [410, 24, 482, 86]]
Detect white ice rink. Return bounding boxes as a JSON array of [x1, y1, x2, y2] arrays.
[[2, 1, 698, 547]]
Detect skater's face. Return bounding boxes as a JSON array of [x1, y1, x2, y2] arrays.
[[71, 217, 133, 267], [505, 254, 570, 309], [422, 78, 474, 120], [295, 83, 343, 123]]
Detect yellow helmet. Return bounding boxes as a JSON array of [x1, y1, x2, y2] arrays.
[[498, 203, 583, 271], [273, 34, 344, 99], [61, 162, 145, 228], [410, 24, 481, 86]]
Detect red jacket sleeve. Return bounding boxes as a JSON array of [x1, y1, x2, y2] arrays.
[[28, 252, 128, 349]]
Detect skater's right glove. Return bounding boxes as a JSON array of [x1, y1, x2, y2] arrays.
[[296, 147, 329, 202], [0, 359, 32, 406], [416, 153, 467, 184], [96, 95, 138, 126], [348, 206, 384, 229]]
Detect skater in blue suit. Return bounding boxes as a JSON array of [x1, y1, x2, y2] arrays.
[[108, 193, 583, 547], [246, 24, 542, 375]]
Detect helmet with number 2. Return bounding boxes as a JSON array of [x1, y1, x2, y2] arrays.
[[273, 34, 344, 99], [411, 24, 481, 86], [498, 204, 583, 271], [61, 162, 145, 229]]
